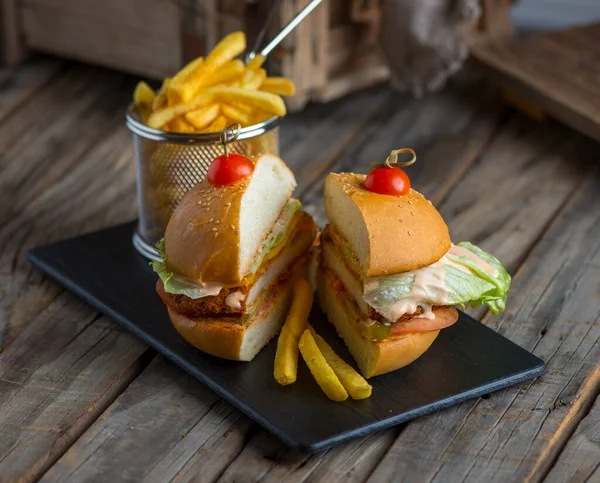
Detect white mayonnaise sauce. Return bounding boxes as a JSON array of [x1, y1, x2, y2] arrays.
[[386, 258, 450, 320], [374, 244, 497, 320], [225, 291, 246, 310]]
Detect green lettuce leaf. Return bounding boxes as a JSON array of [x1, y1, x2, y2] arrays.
[[150, 239, 222, 299], [247, 199, 301, 274], [363, 242, 511, 320]]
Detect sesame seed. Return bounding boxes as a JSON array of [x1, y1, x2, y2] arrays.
[[408, 200, 413, 205], [209, 218, 214, 222], [214, 232, 219, 238], [215, 220, 220, 224], [225, 202, 231, 206], [410, 211, 415, 216], [212, 227, 217, 232], [399, 219, 404, 223], [398, 204, 403, 208], [230, 225, 236, 230], [197, 200, 202, 205], [408, 230, 413, 236]]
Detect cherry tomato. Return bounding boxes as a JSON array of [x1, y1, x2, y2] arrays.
[[207, 153, 254, 186], [364, 166, 410, 196]]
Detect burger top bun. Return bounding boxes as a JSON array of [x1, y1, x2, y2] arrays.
[[164, 154, 296, 286], [324, 172, 450, 277]]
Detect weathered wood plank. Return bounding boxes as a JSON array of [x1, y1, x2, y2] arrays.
[[471, 23, 600, 143], [0, 56, 62, 122], [0, 123, 152, 481], [0, 65, 135, 350], [367, 166, 600, 482], [545, 383, 600, 483], [40, 76, 511, 482]]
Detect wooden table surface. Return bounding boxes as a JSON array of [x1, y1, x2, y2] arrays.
[[1, 56, 600, 483]]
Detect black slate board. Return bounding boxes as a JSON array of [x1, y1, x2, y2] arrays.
[[28, 222, 545, 452]]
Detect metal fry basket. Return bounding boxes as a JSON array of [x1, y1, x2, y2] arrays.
[[126, 107, 280, 260]]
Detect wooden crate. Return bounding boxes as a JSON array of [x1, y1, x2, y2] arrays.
[[1, 0, 511, 110]]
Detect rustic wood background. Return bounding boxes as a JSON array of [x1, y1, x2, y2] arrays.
[[1, 55, 599, 482]]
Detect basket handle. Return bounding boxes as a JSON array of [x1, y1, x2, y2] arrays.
[[246, 0, 324, 62]]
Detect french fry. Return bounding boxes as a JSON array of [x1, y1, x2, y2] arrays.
[[169, 116, 196, 133], [308, 326, 372, 399], [299, 330, 348, 401], [206, 115, 228, 132], [133, 81, 156, 108], [184, 103, 221, 129], [221, 103, 253, 126], [171, 57, 204, 85], [260, 77, 296, 96], [241, 68, 267, 90], [152, 78, 171, 110], [274, 278, 313, 385], [211, 87, 286, 116], [170, 32, 246, 104], [205, 31, 246, 69], [201, 59, 245, 88], [246, 53, 266, 70], [147, 90, 216, 128]]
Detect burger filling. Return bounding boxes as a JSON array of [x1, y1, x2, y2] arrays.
[[321, 226, 511, 340], [154, 207, 316, 320]]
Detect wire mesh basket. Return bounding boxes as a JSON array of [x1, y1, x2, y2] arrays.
[[126, 107, 280, 259]]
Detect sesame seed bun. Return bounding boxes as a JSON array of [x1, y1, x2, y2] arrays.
[[324, 172, 451, 277], [164, 154, 296, 286]]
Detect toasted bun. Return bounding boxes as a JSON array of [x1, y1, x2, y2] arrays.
[[169, 257, 306, 361], [324, 172, 451, 276], [317, 266, 439, 378], [165, 154, 296, 286]]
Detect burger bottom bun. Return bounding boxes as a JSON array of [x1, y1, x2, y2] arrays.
[[316, 267, 440, 378], [168, 258, 305, 361]]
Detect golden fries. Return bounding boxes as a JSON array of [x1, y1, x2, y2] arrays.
[[299, 330, 348, 401], [241, 68, 267, 90], [212, 87, 286, 117], [221, 103, 253, 126], [152, 78, 171, 110], [274, 278, 313, 385], [132, 31, 295, 133], [185, 103, 221, 130], [309, 326, 372, 399], [261, 77, 296, 96], [133, 81, 155, 108], [246, 53, 266, 70]]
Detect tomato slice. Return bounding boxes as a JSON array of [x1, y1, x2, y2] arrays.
[[207, 153, 254, 186], [391, 306, 458, 334]]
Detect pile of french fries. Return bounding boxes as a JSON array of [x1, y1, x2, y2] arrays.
[[274, 278, 372, 401], [132, 31, 295, 133]]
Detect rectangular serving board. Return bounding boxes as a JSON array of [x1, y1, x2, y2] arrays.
[[28, 222, 545, 452]]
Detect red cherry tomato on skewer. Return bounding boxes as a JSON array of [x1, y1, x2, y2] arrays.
[[364, 166, 410, 196], [207, 153, 254, 186]]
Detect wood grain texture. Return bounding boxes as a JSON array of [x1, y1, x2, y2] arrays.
[[471, 23, 600, 142], [545, 376, 600, 483], [0, 64, 136, 350], [20, 0, 182, 78], [0, 56, 62, 121], [0, 122, 151, 481], [0, 60, 159, 481], [367, 166, 600, 482]]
